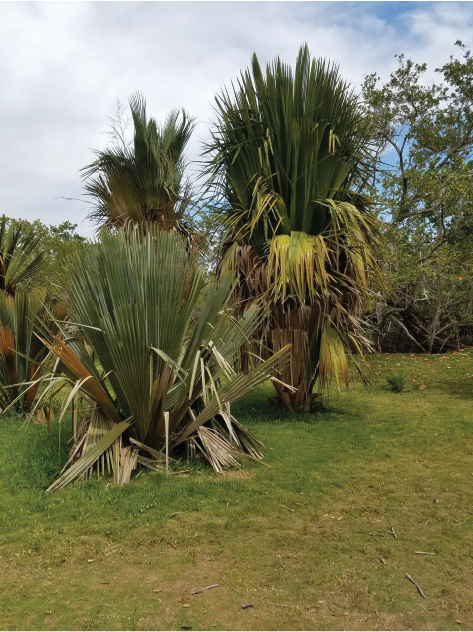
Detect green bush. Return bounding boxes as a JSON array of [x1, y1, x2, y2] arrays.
[[386, 372, 408, 393]]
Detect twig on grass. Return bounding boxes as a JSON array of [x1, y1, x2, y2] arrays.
[[406, 573, 427, 599], [222, 580, 293, 609], [169, 512, 186, 517], [190, 584, 220, 595], [281, 505, 295, 513], [222, 580, 245, 597], [391, 526, 398, 539], [259, 598, 291, 608], [415, 551, 435, 555]]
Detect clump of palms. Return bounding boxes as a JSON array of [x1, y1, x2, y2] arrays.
[[0, 289, 67, 414], [202, 44, 384, 410], [82, 93, 199, 246], [33, 227, 290, 492]]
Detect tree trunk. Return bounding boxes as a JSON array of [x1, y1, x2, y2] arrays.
[[265, 304, 322, 411]]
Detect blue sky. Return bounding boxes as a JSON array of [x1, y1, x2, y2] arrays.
[[1, 1, 472, 236]]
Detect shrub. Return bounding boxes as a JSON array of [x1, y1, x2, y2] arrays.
[[386, 372, 408, 393]]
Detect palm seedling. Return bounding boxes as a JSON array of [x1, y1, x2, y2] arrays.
[[32, 227, 290, 492], [202, 44, 384, 410]]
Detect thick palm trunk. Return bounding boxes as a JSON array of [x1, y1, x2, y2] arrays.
[[265, 304, 322, 411]]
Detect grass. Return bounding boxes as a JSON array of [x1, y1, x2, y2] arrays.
[[0, 350, 472, 631]]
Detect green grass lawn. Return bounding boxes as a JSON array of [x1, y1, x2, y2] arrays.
[[1, 351, 472, 631]]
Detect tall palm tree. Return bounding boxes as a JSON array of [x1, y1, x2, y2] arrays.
[[202, 44, 384, 410], [82, 93, 198, 241]]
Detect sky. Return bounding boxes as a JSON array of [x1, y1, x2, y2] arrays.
[[1, 1, 472, 237]]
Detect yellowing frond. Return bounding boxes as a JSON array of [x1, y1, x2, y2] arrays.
[[267, 231, 331, 303], [318, 326, 349, 394]]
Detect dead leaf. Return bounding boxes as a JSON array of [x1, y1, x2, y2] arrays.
[[409, 378, 416, 383], [152, 589, 163, 594], [419, 385, 427, 390], [179, 597, 190, 603], [170, 543, 177, 549], [379, 557, 387, 565], [454, 620, 463, 625], [87, 559, 94, 563]]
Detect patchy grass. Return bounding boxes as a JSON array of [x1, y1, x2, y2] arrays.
[[0, 351, 472, 631]]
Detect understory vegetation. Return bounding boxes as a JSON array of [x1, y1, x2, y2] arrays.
[[1, 353, 472, 631]]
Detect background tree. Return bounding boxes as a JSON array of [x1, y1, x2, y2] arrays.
[[203, 44, 383, 410], [362, 42, 473, 352]]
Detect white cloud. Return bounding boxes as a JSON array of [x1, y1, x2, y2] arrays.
[[0, 1, 471, 236]]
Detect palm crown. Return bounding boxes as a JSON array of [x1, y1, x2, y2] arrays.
[[83, 93, 196, 235]]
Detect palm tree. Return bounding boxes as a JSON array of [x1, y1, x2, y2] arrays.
[[202, 44, 384, 410], [32, 227, 290, 491], [0, 289, 67, 413], [82, 93, 198, 242], [0, 216, 66, 414], [0, 215, 44, 296]]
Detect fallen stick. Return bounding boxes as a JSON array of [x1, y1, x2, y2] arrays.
[[242, 603, 254, 609], [415, 551, 435, 555], [391, 526, 398, 539], [281, 505, 295, 513], [190, 584, 220, 595], [222, 580, 245, 596], [406, 573, 426, 599], [223, 580, 293, 609], [169, 512, 186, 517], [259, 598, 290, 609]]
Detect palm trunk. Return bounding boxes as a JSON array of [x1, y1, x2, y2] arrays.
[[265, 304, 322, 411]]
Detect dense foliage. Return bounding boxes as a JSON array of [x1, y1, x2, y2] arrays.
[[363, 41, 473, 352]]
